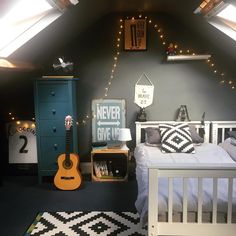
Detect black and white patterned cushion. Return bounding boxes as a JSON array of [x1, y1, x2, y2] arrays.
[[159, 123, 195, 153]]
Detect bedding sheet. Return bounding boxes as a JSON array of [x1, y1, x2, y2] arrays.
[[134, 143, 236, 225], [219, 138, 236, 161]]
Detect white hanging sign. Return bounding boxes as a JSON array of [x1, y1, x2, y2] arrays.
[[7, 121, 38, 164], [134, 73, 154, 108]]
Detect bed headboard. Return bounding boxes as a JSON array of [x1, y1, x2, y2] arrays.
[[135, 121, 211, 146], [211, 121, 236, 144]]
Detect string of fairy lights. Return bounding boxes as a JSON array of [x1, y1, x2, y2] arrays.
[[7, 14, 235, 124]]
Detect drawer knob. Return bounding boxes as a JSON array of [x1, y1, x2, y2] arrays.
[[51, 91, 55, 96], [52, 109, 56, 114], [54, 144, 58, 149], [52, 127, 57, 132]]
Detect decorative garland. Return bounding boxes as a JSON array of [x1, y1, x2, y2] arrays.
[[7, 14, 235, 123]]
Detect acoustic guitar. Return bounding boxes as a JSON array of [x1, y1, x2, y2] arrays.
[[54, 115, 82, 190]]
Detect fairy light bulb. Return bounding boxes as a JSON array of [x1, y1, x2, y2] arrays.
[[214, 70, 217, 73], [149, 20, 152, 23], [16, 121, 21, 125], [139, 14, 142, 18], [120, 19, 123, 22], [24, 123, 29, 128], [211, 63, 214, 67], [154, 24, 157, 28]]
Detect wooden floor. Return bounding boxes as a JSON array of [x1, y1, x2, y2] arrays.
[[0, 174, 138, 236]]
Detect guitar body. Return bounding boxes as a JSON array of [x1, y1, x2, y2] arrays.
[[54, 153, 82, 190]]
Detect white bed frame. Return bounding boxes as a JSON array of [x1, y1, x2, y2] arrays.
[[135, 121, 211, 145], [211, 121, 236, 145], [135, 121, 236, 236]]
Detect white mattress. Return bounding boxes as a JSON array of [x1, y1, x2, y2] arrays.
[[134, 143, 236, 225]]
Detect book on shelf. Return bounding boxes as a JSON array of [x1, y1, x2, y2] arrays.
[[42, 75, 74, 78], [100, 175, 123, 179], [93, 161, 101, 178], [107, 143, 121, 149], [93, 161, 111, 178], [92, 141, 108, 150], [92, 146, 108, 150]]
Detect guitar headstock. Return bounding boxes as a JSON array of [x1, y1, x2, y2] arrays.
[[65, 115, 73, 130]]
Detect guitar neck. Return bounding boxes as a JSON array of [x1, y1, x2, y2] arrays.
[[65, 129, 71, 163]]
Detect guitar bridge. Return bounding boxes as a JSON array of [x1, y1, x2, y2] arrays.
[[61, 176, 75, 180]]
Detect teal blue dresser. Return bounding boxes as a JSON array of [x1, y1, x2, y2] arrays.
[[34, 77, 79, 183]]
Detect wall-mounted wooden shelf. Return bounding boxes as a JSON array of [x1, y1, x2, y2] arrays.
[[167, 54, 211, 61]]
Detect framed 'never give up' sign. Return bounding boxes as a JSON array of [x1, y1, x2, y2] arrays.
[[92, 99, 126, 144]]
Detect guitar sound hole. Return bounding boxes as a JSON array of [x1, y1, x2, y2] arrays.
[[63, 160, 72, 169]]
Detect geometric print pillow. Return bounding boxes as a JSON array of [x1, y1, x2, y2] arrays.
[[159, 123, 195, 153]]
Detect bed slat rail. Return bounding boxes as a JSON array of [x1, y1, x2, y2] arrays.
[[183, 178, 188, 223], [168, 178, 173, 223], [211, 121, 236, 144], [228, 177, 233, 224], [148, 165, 236, 236], [136, 121, 211, 145], [212, 178, 218, 224], [198, 177, 203, 224]]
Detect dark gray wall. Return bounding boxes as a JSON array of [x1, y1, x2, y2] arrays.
[[63, 13, 236, 160], [1, 13, 235, 163]]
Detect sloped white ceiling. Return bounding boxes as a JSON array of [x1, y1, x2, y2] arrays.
[[2, 0, 236, 62]]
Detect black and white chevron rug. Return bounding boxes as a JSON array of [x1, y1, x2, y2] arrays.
[[25, 211, 147, 236]]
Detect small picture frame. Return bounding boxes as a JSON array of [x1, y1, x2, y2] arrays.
[[124, 19, 147, 51]]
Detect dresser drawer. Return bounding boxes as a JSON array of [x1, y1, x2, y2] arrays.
[[37, 83, 69, 102], [39, 137, 65, 170], [38, 102, 70, 119], [39, 119, 67, 137]]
